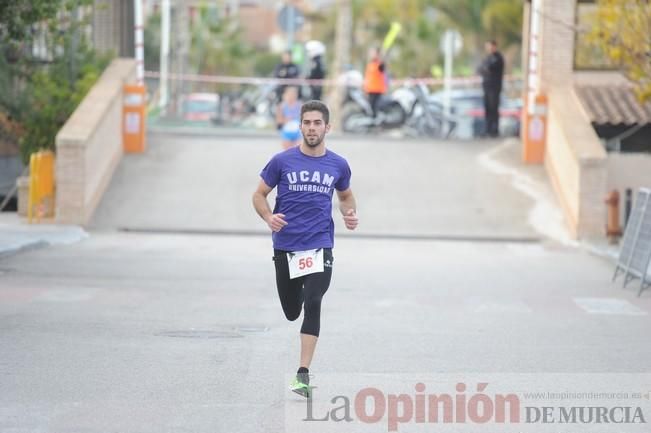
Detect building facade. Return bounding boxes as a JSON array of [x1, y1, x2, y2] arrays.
[[523, 0, 651, 239]]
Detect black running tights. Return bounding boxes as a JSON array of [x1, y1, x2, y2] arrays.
[[273, 248, 333, 337]]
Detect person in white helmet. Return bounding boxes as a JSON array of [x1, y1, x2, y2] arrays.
[[305, 41, 326, 101]]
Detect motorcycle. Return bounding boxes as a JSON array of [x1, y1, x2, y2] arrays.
[[392, 81, 457, 139], [341, 87, 407, 133]]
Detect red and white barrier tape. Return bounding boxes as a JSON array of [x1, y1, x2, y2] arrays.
[[143, 71, 519, 87]]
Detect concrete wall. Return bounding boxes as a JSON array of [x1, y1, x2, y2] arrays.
[[531, 0, 617, 239], [527, 0, 650, 239], [545, 87, 608, 239], [538, 0, 576, 92], [574, 71, 629, 87], [16, 176, 28, 216], [608, 153, 651, 224], [55, 58, 136, 225]]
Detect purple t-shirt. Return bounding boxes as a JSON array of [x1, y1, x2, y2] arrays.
[[260, 146, 352, 251]]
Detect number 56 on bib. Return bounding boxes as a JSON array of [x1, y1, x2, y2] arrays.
[[287, 248, 324, 279]]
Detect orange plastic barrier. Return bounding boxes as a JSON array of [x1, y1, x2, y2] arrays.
[[28, 150, 55, 222], [522, 93, 547, 164], [123, 84, 147, 153]]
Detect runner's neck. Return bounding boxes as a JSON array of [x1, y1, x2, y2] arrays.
[[299, 143, 326, 157]]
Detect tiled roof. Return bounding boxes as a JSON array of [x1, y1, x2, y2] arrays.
[[575, 85, 651, 125]]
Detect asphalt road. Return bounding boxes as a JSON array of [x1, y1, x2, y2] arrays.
[[1, 131, 649, 433]]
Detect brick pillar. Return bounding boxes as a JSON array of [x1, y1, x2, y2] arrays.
[[93, 0, 134, 57], [538, 0, 576, 92], [55, 144, 86, 224]]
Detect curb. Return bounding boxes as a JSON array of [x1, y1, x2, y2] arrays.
[[0, 239, 49, 259]]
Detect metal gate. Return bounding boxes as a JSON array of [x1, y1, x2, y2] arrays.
[[613, 188, 651, 296]]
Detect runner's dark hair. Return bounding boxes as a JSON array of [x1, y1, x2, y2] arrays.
[[300, 100, 330, 124]]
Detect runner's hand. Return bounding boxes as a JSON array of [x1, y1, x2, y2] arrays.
[[266, 213, 288, 232], [343, 209, 358, 230]]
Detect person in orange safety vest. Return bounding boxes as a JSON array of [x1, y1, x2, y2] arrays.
[[363, 47, 387, 118]]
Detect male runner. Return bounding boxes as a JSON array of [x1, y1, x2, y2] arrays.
[[252, 100, 358, 397]]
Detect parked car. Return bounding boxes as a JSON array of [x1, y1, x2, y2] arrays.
[[429, 88, 522, 139], [181, 93, 219, 122]]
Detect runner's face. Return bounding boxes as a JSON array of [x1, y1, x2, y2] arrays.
[[301, 111, 329, 147]]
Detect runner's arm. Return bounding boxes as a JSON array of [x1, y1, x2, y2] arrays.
[[337, 188, 356, 214], [252, 180, 287, 232], [337, 188, 358, 230]]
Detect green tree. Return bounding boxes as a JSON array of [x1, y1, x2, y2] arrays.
[[188, 4, 254, 92], [253, 52, 280, 77], [309, 0, 522, 80], [585, 0, 651, 101], [310, 0, 445, 77], [0, 0, 112, 163], [0, 0, 67, 121], [432, 0, 522, 69], [430, 0, 490, 63], [0, 0, 63, 41], [20, 39, 110, 163], [481, 0, 523, 47], [352, 0, 446, 77], [144, 11, 161, 72]]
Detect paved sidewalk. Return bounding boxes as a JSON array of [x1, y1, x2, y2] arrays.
[[0, 213, 87, 257]]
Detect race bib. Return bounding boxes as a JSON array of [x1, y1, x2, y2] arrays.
[[287, 249, 324, 279]]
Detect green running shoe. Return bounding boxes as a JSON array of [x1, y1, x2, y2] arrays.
[[290, 372, 312, 398]]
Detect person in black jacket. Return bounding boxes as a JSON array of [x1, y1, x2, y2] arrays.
[[273, 51, 300, 102], [478, 40, 504, 137], [305, 40, 326, 101]]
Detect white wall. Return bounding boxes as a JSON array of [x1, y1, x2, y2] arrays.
[[55, 58, 137, 225]]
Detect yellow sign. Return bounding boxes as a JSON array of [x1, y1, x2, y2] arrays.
[[382, 22, 402, 52]]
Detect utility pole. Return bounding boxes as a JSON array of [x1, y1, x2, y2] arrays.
[[328, 0, 351, 132], [229, 0, 239, 16], [170, 0, 190, 117], [286, 1, 295, 51], [159, 0, 171, 111], [134, 0, 144, 84], [442, 31, 454, 135]]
